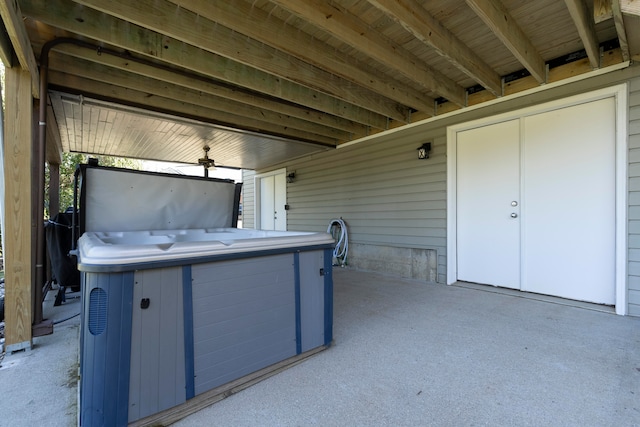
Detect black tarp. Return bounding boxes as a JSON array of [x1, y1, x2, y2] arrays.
[[46, 212, 80, 297]]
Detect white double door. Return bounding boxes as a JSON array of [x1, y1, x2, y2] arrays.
[[456, 97, 616, 305]]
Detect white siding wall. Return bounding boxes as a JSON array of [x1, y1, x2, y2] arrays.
[[286, 129, 447, 282], [241, 169, 255, 229], [246, 66, 640, 314], [627, 77, 640, 316]]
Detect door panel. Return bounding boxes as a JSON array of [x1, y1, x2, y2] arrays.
[[274, 172, 287, 231], [522, 98, 615, 304], [260, 175, 275, 230], [457, 120, 521, 288]]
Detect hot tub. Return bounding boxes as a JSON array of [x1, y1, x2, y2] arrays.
[[75, 166, 334, 426], [78, 227, 335, 267]]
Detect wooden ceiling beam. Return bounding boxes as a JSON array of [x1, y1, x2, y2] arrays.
[[593, 0, 613, 23], [168, 0, 435, 115], [563, 0, 601, 68], [465, 0, 546, 84], [71, 0, 409, 123], [48, 70, 341, 147], [36, 40, 367, 137], [0, 0, 39, 96], [270, 0, 466, 106], [21, 0, 388, 129], [47, 55, 348, 143], [611, 0, 630, 61], [368, 0, 502, 96], [621, 0, 640, 15], [620, 0, 640, 61]]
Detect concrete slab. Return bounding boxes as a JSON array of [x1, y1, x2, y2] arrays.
[[175, 269, 640, 426], [0, 286, 80, 427], [1, 269, 640, 426]]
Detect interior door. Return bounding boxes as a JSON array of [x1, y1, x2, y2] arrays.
[[456, 120, 521, 289], [522, 98, 615, 304]]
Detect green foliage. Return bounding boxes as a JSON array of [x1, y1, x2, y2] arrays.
[[46, 153, 141, 218]]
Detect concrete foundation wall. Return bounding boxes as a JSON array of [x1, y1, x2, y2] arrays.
[[346, 243, 438, 283]]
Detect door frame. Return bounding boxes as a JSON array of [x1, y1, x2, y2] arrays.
[[254, 168, 287, 230], [446, 85, 628, 314]]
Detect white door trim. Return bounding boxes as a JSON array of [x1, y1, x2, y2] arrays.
[[446, 84, 628, 314], [254, 168, 287, 230]]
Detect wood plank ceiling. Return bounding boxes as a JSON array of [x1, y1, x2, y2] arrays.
[[2, 0, 639, 169]]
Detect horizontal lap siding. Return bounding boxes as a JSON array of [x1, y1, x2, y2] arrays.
[[628, 77, 640, 316], [245, 68, 640, 299], [241, 170, 255, 229], [285, 130, 448, 269]]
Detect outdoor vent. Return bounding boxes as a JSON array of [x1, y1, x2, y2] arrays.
[[88, 287, 108, 335]]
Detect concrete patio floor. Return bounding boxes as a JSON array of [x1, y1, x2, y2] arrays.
[[1, 268, 639, 426], [175, 269, 640, 426], [0, 285, 80, 427]]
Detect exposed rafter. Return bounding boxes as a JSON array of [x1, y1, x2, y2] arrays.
[[564, 0, 601, 69], [2, 0, 629, 165], [48, 56, 344, 145], [621, 0, 640, 15], [620, 0, 640, 61], [167, 0, 435, 115], [368, 0, 502, 96], [611, 0, 630, 61], [72, 0, 410, 123], [465, 0, 546, 84], [270, 0, 467, 106], [43, 40, 367, 137], [22, 0, 389, 129]]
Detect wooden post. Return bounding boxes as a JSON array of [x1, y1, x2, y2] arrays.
[[4, 65, 34, 352]]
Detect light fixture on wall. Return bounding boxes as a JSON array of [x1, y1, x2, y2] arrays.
[[417, 142, 432, 159], [287, 172, 296, 183]]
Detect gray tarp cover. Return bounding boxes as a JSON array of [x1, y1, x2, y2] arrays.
[[83, 167, 237, 232]]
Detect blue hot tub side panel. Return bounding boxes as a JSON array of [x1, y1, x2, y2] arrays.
[[299, 250, 326, 353], [294, 252, 302, 355], [128, 267, 186, 423], [80, 271, 135, 427], [190, 254, 297, 395], [182, 266, 196, 400], [324, 248, 334, 346]]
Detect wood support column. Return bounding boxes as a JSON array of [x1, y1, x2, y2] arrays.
[[4, 65, 34, 352]]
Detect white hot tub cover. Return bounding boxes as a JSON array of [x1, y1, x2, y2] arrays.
[[78, 165, 242, 233]]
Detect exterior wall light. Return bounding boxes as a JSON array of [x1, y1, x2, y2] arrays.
[[287, 172, 296, 183], [417, 142, 432, 159]]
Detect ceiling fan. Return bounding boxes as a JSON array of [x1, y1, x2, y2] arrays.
[[196, 146, 241, 177]]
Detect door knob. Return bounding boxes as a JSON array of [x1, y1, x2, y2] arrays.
[[511, 213, 518, 218], [511, 201, 518, 207]]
